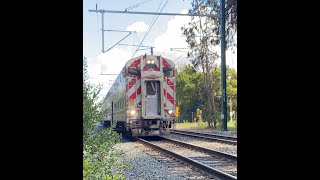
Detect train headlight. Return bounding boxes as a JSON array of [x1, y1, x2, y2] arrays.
[[130, 110, 136, 115], [168, 110, 173, 114], [147, 60, 151, 64], [151, 60, 154, 64]]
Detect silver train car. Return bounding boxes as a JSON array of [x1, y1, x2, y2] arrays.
[[101, 55, 176, 136]]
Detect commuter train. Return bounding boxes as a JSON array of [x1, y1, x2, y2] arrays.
[[101, 55, 176, 136]]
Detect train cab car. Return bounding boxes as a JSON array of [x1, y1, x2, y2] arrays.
[[101, 55, 176, 137]]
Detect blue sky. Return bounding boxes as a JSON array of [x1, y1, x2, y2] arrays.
[[83, 0, 191, 58], [83, 0, 237, 102]]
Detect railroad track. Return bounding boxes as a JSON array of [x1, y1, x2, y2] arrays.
[[171, 129, 237, 145], [136, 136, 237, 180]]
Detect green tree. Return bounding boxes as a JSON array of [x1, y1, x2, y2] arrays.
[[210, 66, 237, 125], [176, 65, 204, 122], [226, 67, 237, 121], [83, 58, 129, 180], [176, 65, 237, 129], [181, 0, 237, 128], [181, 0, 220, 128], [83, 56, 88, 81], [184, 0, 237, 49]]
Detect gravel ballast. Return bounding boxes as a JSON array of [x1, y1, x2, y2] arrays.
[[114, 138, 217, 180], [161, 134, 237, 156]]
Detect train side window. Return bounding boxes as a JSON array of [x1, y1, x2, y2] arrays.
[[146, 82, 156, 95]]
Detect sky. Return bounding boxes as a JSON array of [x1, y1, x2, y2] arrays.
[[83, 0, 237, 102]]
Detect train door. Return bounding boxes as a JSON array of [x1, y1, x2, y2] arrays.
[[145, 81, 160, 117]]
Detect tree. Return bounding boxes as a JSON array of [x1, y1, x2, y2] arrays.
[[210, 66, 237, 125], [181, 0, 237, 128], [226, 67, 237, 121], [83, 58, 128, 180], [182, 0, 220, 128], [176, 65, 204, 122], [175, 65, 237, 128], [184, 0, 237, 48], [83, 56, 88, 81]]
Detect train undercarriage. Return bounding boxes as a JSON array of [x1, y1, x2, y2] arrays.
[[108, 119, 174, 137]]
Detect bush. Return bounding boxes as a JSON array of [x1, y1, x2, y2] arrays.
[[83, 81, 129, 180]]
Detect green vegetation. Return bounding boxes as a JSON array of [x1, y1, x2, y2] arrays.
[[179, 0, 237, 130], [176, 122, 208, 129], [176, 65, 237, 131], [83, 57, 129, 180], [176, 120, 236, 131]]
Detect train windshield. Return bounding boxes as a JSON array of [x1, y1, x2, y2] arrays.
[[146, 82, 157, 95], [163, 67, 174, 77], [128, 67, 140, 76]]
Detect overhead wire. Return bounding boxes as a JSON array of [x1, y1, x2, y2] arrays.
[[126, 0, 154, 11], [132, 0, 168, 57]]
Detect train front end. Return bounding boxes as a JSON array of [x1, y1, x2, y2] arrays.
[[125, 55, 176, 136]]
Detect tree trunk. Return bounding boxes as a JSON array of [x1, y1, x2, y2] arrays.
[[230, 97, 232, 121], [213, 120, 217, 128]]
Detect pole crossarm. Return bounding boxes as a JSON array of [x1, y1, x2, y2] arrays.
[[89, 9, 218, 18]]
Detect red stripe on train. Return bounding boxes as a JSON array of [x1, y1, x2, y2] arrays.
[[137, 86, 141, 96], [166, 79, 175, 91], [126, 76, 140, 92], [126, 78, 137, 92], [166, 92, 175, 105], [164, 89, 175, 105], [129, 92, 136, 100], [163, 58, 171, 67], [130, 59, 140, 67]]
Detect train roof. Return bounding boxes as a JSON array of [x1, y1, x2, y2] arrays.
[[126, 55, 175, 68]]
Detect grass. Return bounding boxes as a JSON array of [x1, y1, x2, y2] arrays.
[[176, 120, 237, 131]]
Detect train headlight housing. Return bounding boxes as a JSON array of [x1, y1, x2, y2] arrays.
[[168, 110, 173, 114], [130, 110, 136, 115]]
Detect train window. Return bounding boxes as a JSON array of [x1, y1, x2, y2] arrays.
[[145, 64, 157, 69], [146, 81, 156, 95], [128, 67, 140, 76], [163, 67, 174, 77]]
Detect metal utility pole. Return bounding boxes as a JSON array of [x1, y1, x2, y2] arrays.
[[192, 112, 194, 122], [220, 0, 228, 131], [101, 11, 105, 53], [88, 9, 218, 18]]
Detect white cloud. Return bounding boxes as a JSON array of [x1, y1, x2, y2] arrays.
[[154, 9, 190, 52], [87, 47, 132, 102], [126, 21, 149, 33], [152, 9, 191, 67], [153, 9, 236, 71]]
